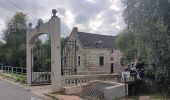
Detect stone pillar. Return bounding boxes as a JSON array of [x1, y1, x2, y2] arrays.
[[26, 24, 32, 85], [50, 10, 61, 91]]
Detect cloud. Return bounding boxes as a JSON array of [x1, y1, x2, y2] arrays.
[[75, 15, 89, 24], [61, 22, 71, 37], [0, 0, 125, 39]]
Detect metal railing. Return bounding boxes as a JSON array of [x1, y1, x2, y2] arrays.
[[0, 65, 26, 75]]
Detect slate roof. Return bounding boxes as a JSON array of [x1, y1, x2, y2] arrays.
[[76, 32, 118, 49]]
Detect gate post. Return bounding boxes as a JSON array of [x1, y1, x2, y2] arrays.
[[26, 24, 33, 86], [50, 9, 61, 91]]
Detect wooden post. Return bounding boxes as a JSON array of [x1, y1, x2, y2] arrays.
[[124, 77, 128, 100]]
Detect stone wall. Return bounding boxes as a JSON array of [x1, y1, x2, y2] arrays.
[[76, 47, 123, 74], [104, 83, 128, 100], [63, 80, 128, 100]]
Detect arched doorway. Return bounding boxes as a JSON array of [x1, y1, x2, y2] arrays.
[[31, 34, 51, 84], [26, 9, 61, 91]]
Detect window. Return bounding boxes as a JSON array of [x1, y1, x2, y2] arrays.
[[111, 57, 113, 61], [99, 56, 104, 66], [95, 40, 103, 48], [78, 56, 80, 66]]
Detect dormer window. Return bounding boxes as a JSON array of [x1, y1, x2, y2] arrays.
[[98, 40, 103, 48], [95, 40, 103, 48]]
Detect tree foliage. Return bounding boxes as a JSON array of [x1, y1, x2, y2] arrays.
[[33, 38, 51, 71], [2, 12, 26, 67], [117, 0, 170, 89]]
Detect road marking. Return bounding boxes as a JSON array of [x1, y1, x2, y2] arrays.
[[31, 97, 42, 100]]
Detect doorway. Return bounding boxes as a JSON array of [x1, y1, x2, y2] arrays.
[[110, 63, 114, 74]]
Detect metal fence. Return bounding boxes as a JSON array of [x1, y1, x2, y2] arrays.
[[0, 65, 26, 75]]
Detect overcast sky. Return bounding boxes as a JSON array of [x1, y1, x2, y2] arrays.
[[0, 0, 126, 41]]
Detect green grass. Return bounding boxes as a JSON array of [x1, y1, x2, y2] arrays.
[[0, 71, 26, 84], [150, 92, 170, 100], [8, 72, 26, 77], [118, 92, 170, 100]]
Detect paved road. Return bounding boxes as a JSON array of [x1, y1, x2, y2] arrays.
[[0, 78, 46, 100]]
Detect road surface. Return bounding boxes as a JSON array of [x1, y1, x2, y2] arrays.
[[0, 78, 46, 100]]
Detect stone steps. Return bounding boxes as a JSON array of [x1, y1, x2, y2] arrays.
[[79, 82, 113, 100]]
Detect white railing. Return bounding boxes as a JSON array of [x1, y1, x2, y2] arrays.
[[61, 74, 136, 87], [32, 72, 51, 82], [77, 71, 107, 75], [0, 66, 26, 75]]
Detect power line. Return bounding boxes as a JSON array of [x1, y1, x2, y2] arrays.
[[3, 0, 68, 37], [0, 1, 11, 18], [4, 0, 38, 19]]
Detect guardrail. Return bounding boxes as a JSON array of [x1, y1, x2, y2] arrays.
[[0, 66, 26, 75]]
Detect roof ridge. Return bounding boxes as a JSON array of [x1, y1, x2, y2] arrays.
[[78, 31, 116, 37]]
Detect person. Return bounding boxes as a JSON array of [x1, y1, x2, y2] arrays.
[[131, 64, 136, 71], [125, 59, 142, 80]]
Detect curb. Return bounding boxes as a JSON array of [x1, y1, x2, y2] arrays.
[[44, 94, 59, 100]]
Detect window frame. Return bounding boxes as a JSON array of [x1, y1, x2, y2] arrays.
[[77, 55, 81, 66], [99, 56, 104, 66]]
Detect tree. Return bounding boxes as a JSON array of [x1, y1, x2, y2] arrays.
[[2, 12, 27, 67], [0, 41, 6, 64], [116, 31, 138, 63], [117, 0, 170, 90]]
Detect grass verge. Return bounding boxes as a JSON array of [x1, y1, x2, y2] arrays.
[[0, 72, 26, 84], [118, 92, 170, 100]]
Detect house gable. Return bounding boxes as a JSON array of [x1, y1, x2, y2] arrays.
[[69, 27, 118, 50], [69, 27, 84, 48]]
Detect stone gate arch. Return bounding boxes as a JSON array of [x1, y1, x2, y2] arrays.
[[26, 9, 61, 91]]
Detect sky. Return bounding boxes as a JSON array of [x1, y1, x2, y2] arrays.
[[0, 0, 126, 41]]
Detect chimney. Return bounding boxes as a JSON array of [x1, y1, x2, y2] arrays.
[[73, 27, 78, 32]]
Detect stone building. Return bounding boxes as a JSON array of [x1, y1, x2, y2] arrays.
[[62, 27, 123, 75]]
